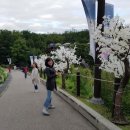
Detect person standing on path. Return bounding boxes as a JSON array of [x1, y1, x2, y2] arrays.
[[31, 62, 40, 93], [42, 57, 57, 116]]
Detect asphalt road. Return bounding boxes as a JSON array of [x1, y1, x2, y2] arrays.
[[0, 70, 97, 130]]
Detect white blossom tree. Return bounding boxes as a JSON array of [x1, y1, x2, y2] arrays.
[[51, 45, 81, 73], [93, 16, 130, 124], [35, 54, 48, 77], [51, 45, 81, 89], [35, 54, 48, 70]]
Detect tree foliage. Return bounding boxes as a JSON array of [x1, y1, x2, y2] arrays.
[[0, 29, 90, 66], [10, 38, 29, 66]]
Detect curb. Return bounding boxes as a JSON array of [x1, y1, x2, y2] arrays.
[[40, 79, 121, 130]]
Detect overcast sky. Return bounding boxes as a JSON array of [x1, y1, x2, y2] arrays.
[[0, 0, 130, 34]]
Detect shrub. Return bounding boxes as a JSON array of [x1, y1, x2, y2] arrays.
[[0, 67, 8, 84]]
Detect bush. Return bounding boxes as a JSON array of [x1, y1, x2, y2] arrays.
[[0, 67, 8, 84]]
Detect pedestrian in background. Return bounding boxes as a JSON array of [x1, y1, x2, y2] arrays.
[[31, 62, 40, 93], [23, 66, 28, 79]]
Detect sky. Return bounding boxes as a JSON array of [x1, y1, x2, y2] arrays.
[[0, 0, 129, 34]]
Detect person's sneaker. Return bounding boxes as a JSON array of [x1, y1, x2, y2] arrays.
[[48, 105, 55, 109], [42, 108, 50, 116]]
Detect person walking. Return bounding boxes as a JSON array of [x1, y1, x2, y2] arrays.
[[23, 66, 28, 79], [31, 62, 40, 93], [42, 57, 57, 116]]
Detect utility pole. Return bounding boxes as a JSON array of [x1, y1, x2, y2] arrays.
[[92, 0, 105, 104]]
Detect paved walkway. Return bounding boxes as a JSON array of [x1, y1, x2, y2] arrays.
[[0, 70, 97, 130]]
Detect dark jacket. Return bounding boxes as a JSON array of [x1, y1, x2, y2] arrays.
[[44, 67, 57, 91]]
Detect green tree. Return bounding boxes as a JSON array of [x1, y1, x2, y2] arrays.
[[0, 30, 13, 64], [72, 43, 94, 67], [10, 38, 29, 66]]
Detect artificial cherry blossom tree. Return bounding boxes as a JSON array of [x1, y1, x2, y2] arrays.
[[51, 45, 81, 88], [93, 16, 130, 124], [35, 54, 48, 70], [35, 54, 48, 77], [51, 45, 81, 73]]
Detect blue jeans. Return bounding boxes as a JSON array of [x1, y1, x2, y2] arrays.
[[44, 90, 52, 109]]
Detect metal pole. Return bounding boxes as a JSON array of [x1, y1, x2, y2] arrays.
[[62, 73, 66, 89], [77, 72, 80, 96], [93, 0, 105, 99]]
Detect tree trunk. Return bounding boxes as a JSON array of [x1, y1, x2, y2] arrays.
[[112, 59, 129, 124], [112, 87, 128, 124], [61, 58, 70, 89], [40, 68, 42, 77], [64, 58, 69, 74], [62, 73, 66, 89], [112, 78, 121, 117]]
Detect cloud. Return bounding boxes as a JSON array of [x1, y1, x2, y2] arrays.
[[49, 4, 63, 9], [0, 0, 129, 33], [39, 14, 53, 19], [29, 23, 42, 27]]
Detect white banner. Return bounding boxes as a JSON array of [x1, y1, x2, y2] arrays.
[[34, 56, 37, 62], [7, 58, 11, 64], [30, 56, 33, 65]]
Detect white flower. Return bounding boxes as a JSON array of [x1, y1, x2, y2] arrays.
[[35, 54, 48, 70]]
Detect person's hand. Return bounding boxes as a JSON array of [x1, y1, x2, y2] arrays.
[[32, 79, 35, 84], [55, 72, 58, 76], [27, 72, 31, 75], [56, 72, 61, 76]]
